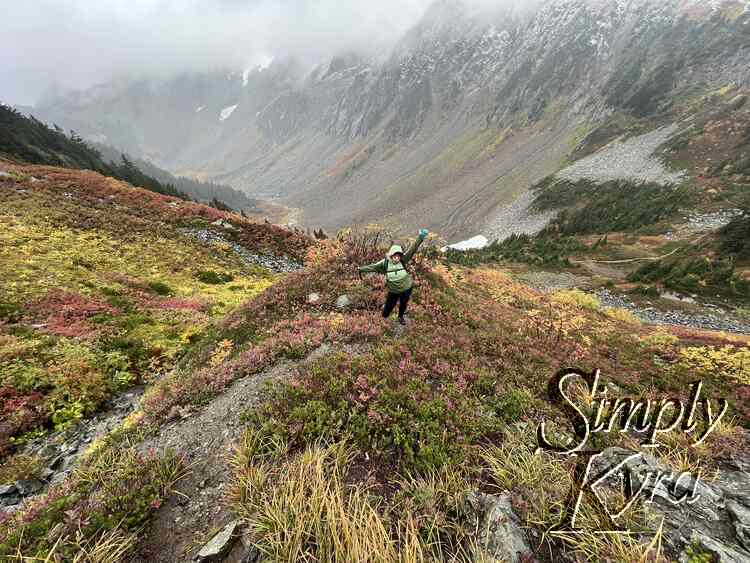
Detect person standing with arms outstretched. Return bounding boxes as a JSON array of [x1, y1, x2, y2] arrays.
[[358, 229, 429, 325]]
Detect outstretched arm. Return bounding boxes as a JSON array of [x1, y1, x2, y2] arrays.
[[402, 229, 428, 264], [358, 259, 387, 275]]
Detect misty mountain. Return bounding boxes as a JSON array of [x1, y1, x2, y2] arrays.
[[28, 0, 750, 239]]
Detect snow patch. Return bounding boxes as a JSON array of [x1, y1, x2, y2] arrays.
[[441, 235, 489, 252], [258, 55, 273, 71], [195, 106, 205, 113], [219, 104, 238, 122], [242, 69, 250, 87]]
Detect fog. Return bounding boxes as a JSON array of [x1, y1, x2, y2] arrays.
[[0, 0, 543, 106]]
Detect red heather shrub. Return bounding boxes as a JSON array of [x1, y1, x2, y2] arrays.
[[145, 297, 207, 312], [0, 386, 45, 456], [30, 290, 120, 338]]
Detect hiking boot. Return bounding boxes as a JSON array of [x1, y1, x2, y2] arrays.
[[398, 316, 406, 325]]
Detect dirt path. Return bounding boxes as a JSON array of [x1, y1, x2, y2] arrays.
[[129, 343, 364, 562]]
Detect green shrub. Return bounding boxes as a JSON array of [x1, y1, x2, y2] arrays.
[[531, 177, 696, 235], [629, 256, 749, 299], [147, 280, 173, 296], [247, 346, 499, 473], [492, 388, 533, 422], [195, 270, 234, 284]]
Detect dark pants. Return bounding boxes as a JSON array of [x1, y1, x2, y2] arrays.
[[382, 287, 412, 319]]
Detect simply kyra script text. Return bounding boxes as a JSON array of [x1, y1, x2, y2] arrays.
[[536, 368, 729, 455]]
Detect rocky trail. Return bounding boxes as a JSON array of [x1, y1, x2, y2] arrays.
[[129, 342, 365, 563]]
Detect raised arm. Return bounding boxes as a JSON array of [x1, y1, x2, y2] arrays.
[[358, 259, 387, 274], [402, 229, 428, 264]]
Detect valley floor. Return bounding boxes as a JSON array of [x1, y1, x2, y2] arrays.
[[2, 164, 750, 563]]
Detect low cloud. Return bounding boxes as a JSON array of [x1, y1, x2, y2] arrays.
[[0, 0, 544, 106]]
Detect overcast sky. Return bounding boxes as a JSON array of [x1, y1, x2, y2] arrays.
[[0, 0, 438, 106]]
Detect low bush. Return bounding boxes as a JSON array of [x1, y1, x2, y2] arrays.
[[0, 447, 186, 560], [195, 270, 234, 284], [551, 289, 601, 311], [147, 280, 174, 296]]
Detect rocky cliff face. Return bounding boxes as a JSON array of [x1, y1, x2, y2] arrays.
[[29, 0, 750, 239]]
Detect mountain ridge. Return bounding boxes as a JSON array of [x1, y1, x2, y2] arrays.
[[22, 0, 750, 239]]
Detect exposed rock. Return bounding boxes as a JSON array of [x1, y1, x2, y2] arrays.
[[684, 209, 743, 233], [556, 125, 687, 186], [307, 292, 321, 304], [196, 520, 240, 561], [593, 448, 750, 562], [211, 219, 237, 231], [465, 491, 531, 563], [168, 405, 192, 421], [15, 479, 44, 496], [7, 388, 144, 507], [485, 191, 557, 243], [335, 294, 351, 309], [0, 484, 17, 496], [729, 94, 747, 110], [596, 290, 750, 335], [0, 171, 12, 180], [181, 228, 302, 273], [726, 500, 750, 551]]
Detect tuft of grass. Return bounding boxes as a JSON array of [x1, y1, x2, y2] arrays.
[[231, 440, 402, 562], [551, 289, 601, 311], [0, 447, 187, 560], [604, 307, 641, 326]]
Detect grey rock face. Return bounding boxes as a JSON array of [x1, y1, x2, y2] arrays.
[[0, 484, 17, 496], [729, 94, 747, 111], [593, 448, 750, 562], [15, 479, 44, 496], [0, 389, 144, 515], [335, 294, 351, 309], [465, 491, 531, 563], [196, 520, 240, 562]]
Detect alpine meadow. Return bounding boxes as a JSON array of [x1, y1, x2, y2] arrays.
[[1, 1, 750, 562]]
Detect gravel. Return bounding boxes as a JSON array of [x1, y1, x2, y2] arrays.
[[684, 209, 744, 233], [181, 228, 302, 273], [597, 289, 750, 334], [556, 125, 687, 186], [516, 271, 591, 293], [484, 191, 557, 242]]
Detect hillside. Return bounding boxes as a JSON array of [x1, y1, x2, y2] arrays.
[[92, 143, 262, 213], [1, 103, 267, 215], [1, 164, 749, 561], [444, 87, 750, 328], [0, 160, 309, 454], [26, 0, 750, 239]]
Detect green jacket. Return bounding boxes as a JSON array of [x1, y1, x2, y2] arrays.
[[358, 234, 426, 294]]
